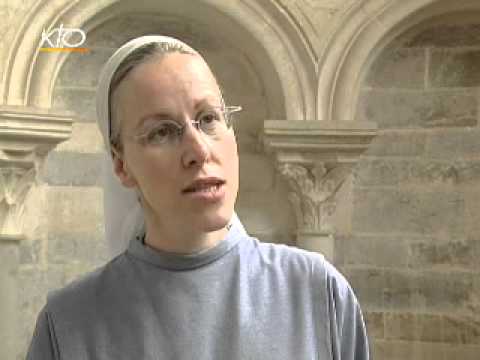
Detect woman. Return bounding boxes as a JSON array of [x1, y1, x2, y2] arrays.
[[27, 35, 369, 359]]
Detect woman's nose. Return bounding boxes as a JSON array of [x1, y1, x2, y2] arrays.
[[181, 122, 211, 168]]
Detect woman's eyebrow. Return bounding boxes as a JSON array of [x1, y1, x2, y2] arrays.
[[194, 96, 222, 110], [135, 111, 175, 129]]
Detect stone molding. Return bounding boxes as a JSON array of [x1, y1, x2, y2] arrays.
[[0, 107, 73, 241], [264, 120, 376, 242]]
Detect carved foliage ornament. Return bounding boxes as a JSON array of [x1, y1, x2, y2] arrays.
[[0, 167, 36, 238], [277, 163, 351, 233]]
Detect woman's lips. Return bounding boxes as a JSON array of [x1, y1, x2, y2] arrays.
[[182, 178, 225, 193], [182, 178, 226, 202]]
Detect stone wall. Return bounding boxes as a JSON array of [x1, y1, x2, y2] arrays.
[[339, 12, 480, 360]]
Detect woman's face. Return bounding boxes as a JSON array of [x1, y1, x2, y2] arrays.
[[111, 52, 239, 234]]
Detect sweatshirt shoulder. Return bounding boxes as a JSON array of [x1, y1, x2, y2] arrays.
[[45, 254, 128, 311], [251, 238, 353, 291]]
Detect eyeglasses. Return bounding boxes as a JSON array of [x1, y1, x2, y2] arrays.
[[127, 105, 242, 147]]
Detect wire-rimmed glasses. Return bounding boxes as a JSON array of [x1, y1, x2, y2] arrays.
[[128, 105, 242, 147]]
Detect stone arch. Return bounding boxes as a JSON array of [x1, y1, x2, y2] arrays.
[[317, 0, 480, 122], [3, 0, 316, 121]]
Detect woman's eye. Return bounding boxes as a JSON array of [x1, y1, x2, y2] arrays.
[[146, 124, 175, 142], [202, 110, 220, 122]]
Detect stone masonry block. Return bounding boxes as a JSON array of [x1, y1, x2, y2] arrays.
[[364, 311, 384, 339], [425, 128, 480, 160], [352, 189, 465, 237], [236, 187, 294, 235], [86, 15, 170, 48], [355, 159, 480, 188], [47, 233, 108, 266], [54, 123, 105, 154], [336, 236, 409, 268], [365, 47, 426, 88], [444, 345, 480, 360], [17, 267, 67, 347], [41, 151, 103, 186], [443, 315, 480, 345], [203, 50, 264, 95], [357, 89, 478, 128], [251, 231, 294, 246], [473, 276, 480, 314], [364, 131, 425, 157], [456, 162, 480, 185], [376, 340, 448, 360], [430, 49, 480, 88], [353, 159, 410, 187], [421, 272, 474, 313], [383, 270, 474, 313], [46, 186, 104, 236], [408, 240, 480, 270], [18, 239, 42, 265], [405, 23, 480, 48], [88, 14, 221, 51], [52, 87, 96, 122], [384, 312, 443, 342], [408, 161, 460, 186], [465, 190, 480, 240], [239, 153, 275, 192], [340, 268, 384, 310], [17, 269, 47, 360], [370, 340, 386, 360], [56, 47, 116, 88]]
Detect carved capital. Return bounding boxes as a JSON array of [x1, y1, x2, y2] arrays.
[[264, 120, 377, 238], [0, 106, 73, 241], [277, 162, 351, 233]]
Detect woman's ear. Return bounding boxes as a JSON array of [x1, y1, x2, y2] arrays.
[[112, 148, 137, 188]]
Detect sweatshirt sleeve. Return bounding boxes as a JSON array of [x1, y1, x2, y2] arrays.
[[324, 262, 370, 360], [26, 306, 60, 360]]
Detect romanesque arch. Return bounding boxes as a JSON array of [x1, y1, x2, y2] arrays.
[[3, 0, 316, 121], [317, 0, 480, 122]]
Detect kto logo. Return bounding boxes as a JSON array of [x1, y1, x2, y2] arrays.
[[39, 24, 89, 53]]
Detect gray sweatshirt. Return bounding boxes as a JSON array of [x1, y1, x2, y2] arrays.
[[27, 218, 369, 359]]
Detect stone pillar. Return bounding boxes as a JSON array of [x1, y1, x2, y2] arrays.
[[0, 107, 73, 358], [263, 120, 377, 262]]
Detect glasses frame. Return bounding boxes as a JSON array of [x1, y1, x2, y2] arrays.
[[127, 105, 242, 147]]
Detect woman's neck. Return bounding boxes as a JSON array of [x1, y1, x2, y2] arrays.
[[143, 215, 229, 254]]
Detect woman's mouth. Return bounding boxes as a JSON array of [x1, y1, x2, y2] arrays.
[[182, 178, 226, 202]]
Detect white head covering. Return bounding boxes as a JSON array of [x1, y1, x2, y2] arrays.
[[96, 36, 200, 257]]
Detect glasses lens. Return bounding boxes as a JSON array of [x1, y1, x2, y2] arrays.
[[132, 105, 241, 147], [198, 108, 227, 135], [137, 120, 182, 145]]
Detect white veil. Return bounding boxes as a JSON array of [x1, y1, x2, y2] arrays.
[[96, 36, 200, 257]]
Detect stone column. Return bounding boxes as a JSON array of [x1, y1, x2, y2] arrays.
[[0, 107, 73, 358], [263, 120, 377, 262]]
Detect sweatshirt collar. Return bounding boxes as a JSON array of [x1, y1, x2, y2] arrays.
[[127, 213, 246, 270]]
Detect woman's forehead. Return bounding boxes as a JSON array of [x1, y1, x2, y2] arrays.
[[112, 53, 223, 124], [123, 53, 221, 100]]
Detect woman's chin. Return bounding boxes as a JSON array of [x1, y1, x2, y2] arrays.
[[198, 210, 233, 233]]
